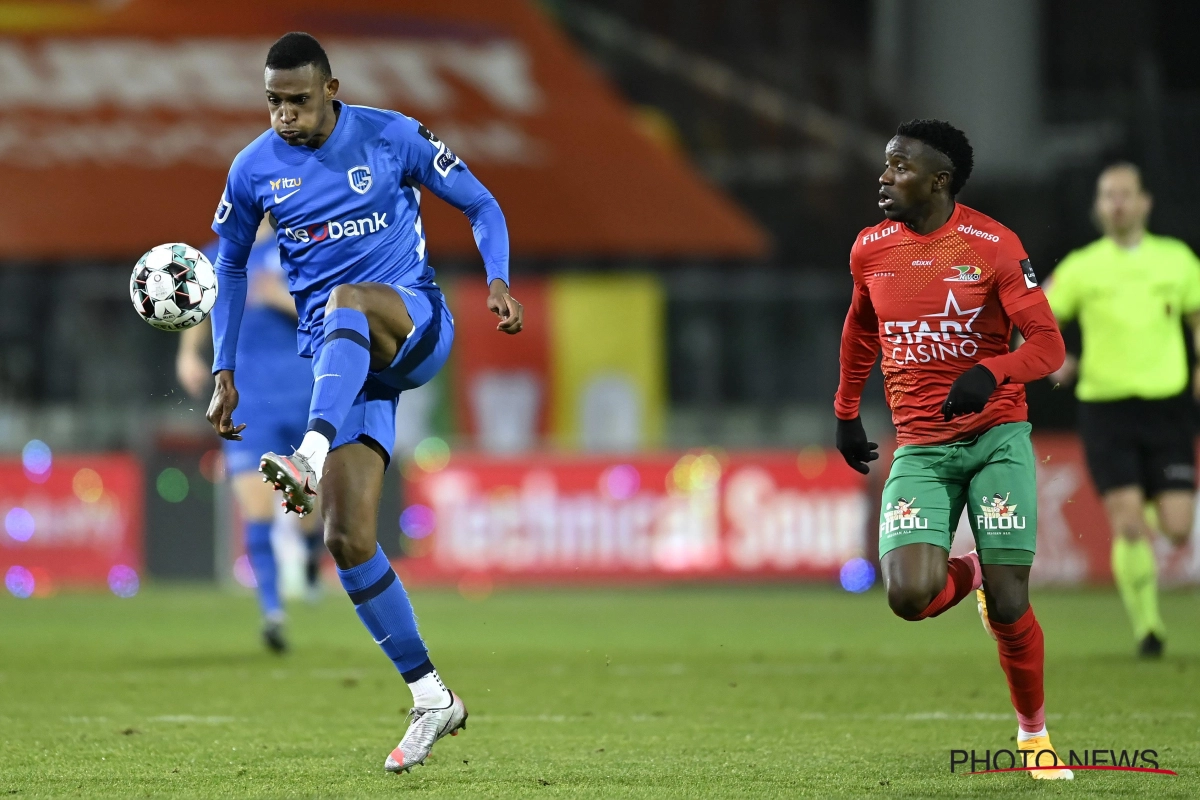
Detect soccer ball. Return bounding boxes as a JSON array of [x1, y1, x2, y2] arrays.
[[129, 243, 217, 331]]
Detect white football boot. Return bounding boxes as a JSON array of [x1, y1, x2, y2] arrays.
[[384, 692, 468, 773], [259, 450, 317, 516]]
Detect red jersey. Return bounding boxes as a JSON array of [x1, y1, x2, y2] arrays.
[[834, 204, 1064, 446]]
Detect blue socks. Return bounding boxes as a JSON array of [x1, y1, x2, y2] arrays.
[[337, 544, 433, 679], [308, 307, 372, 442], [314, 310, 435, 681], [244, 520, 281, 618]]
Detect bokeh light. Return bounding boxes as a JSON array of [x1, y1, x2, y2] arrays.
[[413, 437, 451, 473], [233, 554, 257, 588], [796, 446, 828, 479], [602, 464, 641, 500], [5, 507, 34, 542], [22, 439, 51, 483], [5, 565, 34, 598], [28, 567, 53, 597], [156, 467, 189, 503], [198, 449, 225, 483], [668, 452, 722, 494], [458, 572, 493, 602], [399, 504, 436, 539], [72, 468, 104, 503], [107, 565, 139, 598], [839, 558, 876, 593]]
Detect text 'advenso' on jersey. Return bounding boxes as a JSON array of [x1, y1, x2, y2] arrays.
[[835, 204, 1063, 446], [209, 101, 508, 370]]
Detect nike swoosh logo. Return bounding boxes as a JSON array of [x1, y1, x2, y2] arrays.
[[314, 373, 340, 381], [274, 188, 301, 203], [373, 635, 391, 645]]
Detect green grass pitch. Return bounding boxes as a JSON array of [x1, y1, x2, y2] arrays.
[[2, 583, 1198, 798]]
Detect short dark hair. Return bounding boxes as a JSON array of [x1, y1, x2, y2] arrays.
[[895, 119, 974, 196], [1099, 161, 1147, 193], [266, 32, 331, 79]]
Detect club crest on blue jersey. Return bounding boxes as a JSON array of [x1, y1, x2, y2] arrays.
[[347, 165, 373, 195]]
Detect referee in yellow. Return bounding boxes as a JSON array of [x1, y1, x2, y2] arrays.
[[1045, 162, 1200, 657]]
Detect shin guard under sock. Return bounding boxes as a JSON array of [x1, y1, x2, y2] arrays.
[[991, 606, 1046, 733], [336, 544, 430, 675]]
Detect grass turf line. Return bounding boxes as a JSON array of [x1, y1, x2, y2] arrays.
[[1, 585, 1198, 798]]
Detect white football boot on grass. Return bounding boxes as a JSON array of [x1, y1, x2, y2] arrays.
[[384, 692, 468, 773]]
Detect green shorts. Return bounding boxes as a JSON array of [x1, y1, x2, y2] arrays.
[[878, 422, 1037, 566]]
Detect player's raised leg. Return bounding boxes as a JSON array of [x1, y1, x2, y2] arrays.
[[877, 448, 981, 622], [882, 544, 981, 621], [320, 439, 466, 772], [261, 283, 414, 515]]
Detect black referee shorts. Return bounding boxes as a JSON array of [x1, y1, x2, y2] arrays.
[[1078, 393, 1197, 497]]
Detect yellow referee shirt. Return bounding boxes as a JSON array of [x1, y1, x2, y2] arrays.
[[1046, 233, 1200, 402]]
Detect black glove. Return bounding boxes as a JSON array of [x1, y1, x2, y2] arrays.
[[836, 416, 879, 475], [942, 364, 998, 421]]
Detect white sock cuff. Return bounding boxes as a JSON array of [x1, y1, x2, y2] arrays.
[[1017, 725, 1047, 742], [297, 430, 331, 481], [408, 669, 452, 709]]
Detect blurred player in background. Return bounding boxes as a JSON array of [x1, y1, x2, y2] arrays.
[[205, 33, 522, 773], [835, 120, 1072, 779], [177, 220, 321, 653], [1045, 163, 1200, 658]]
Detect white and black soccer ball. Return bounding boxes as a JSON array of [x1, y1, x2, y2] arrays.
[[129, 243, 217, 331]]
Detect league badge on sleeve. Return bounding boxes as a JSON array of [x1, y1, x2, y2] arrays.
[[1019, 258, 1038, 289], [214, 191, 233, 223], [434, 146, 460, 178], [418, 124, 461, 178], [347, 165, 373, 195]]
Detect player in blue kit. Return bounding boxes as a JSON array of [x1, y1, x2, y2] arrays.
[[204, 33, 523, 773], [177, 222, 323, 654]]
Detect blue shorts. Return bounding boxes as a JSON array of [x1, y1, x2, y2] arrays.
[[329, 283, 454, 466], [225, 389, 311, 475]]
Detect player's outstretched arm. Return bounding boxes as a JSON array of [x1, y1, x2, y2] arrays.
[[394, 120, 519, 331], [206, 371, 244, 441], [435, 171, 519, 333], [834, 278, 881, 473], [205, 236, 253, 440], [487, 278, 523, 335], [836, 417, 878, 475], [977, 296, 1066, 386], [944, 302, 1065, 421]]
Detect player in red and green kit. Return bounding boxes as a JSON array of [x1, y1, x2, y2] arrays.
[[834, 120, 1073, 779]]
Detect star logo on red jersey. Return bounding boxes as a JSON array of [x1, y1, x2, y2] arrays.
[[921, 290, 984, 336]]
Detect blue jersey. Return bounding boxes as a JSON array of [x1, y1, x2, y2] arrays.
[[201, 238, 312, 475], [201, 239, 310, 402], [209, 102, 508, 370]]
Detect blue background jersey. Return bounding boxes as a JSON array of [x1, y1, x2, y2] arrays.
[[201, 239, 311, 401], [202, 238, 313, 474], [210, 102, 508, 369]]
